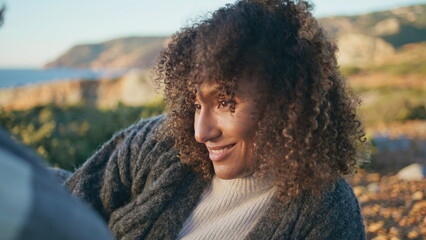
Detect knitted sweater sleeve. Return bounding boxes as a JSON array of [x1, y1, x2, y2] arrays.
[[302, 179, 366, 240], [65, 116, 165, 220]]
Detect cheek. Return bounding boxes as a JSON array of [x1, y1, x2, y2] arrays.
[[237, 109, 259, 139], [224, 112, 258, 141], [240, 122, 257, 141]]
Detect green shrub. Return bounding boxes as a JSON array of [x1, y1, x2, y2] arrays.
[[372, 60, 426, 75], [0, 102, 165, 171], [340, 66, 362, 76], [357, 88, 426, 126], [400, 105, 426, 120]]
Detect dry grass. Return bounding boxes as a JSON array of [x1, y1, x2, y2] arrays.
[[348, 74, 426, 90]]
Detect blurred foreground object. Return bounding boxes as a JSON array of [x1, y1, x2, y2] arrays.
[[0, 128, 113, 240], [0, 5, 4, 26]]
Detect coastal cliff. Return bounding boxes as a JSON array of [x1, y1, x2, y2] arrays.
[[44, 36, 169, 69]]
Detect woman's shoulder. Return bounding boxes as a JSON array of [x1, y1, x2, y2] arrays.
[[109, 114, 178, 169], [326, 177, 361, 210], [106, 114, 172, 156], [295, 177, 361, 211], [304, 177, 365, 239], [122, 114, 165, 141], [65, 115, 182, 219], [245, 177, 365, 240]]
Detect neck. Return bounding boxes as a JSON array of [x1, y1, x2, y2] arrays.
[[212, 174, 275, 195]]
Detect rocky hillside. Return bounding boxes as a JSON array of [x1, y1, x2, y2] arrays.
[[45, 37, 169, 69], [319, 4, 426, 67], [44, 4, 426, 69], [319, 4, 426, 47]]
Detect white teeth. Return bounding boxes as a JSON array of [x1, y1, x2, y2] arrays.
[[210, 145, 233, 154]]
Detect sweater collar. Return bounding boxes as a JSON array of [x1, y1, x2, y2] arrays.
[[211, 174, 275, 195]]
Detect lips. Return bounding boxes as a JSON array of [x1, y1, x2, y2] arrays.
[[207, 144, 236, 162]]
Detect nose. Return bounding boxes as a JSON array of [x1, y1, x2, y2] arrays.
[[194, 108, 221, 143]]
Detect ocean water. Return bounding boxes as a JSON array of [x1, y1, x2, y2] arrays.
[[0, 68, 127, 88]]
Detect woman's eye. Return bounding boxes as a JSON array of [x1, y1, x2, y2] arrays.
[[218, 100, 235, 111], [194, 103, 202, 111], [219, 101, 229, 108]]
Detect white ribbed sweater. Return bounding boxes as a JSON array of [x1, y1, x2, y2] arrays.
[[176, 175, 276, 240]]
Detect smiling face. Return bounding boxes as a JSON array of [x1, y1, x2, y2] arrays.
[[194, 79, 261, 179]]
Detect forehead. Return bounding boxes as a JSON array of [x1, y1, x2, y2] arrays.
[[195, 78, 260, 99]]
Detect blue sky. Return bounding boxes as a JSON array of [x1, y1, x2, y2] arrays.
[[1, 0, 426, 68]]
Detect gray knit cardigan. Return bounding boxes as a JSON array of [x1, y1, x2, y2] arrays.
[[65, 115, 366, 240]]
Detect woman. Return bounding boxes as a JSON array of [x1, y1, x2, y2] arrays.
[[66, 0, 369, 239]]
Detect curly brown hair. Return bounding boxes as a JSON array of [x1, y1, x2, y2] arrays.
[[155, 0, 369, 201]]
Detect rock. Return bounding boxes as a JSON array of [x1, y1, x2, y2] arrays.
[[367, 220, 384, 232], [353, 186, 367, 197], [367, 182, 380, 193], [118, 70, 162, 107], [336, 33, 395, 67], [412, 191, 424, 200], [407, 230, 419, 239], [397, 163, 426, 181], [367, 173, 381, 182], [411, 200, 426, 212], [374, 18, 400, 36], [388, 227, 401, 238]]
